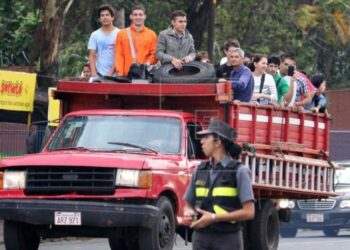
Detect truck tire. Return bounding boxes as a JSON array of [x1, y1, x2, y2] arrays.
[[153, 62, 217, 83], [108, 237, 127, 250], [109, 229, 139, 250], [4, 220, 40, 250], [280, 228, 298, 238], [139, 196, 175, 250], [323, 228, 340, 237], [248, 200, 279, 250]]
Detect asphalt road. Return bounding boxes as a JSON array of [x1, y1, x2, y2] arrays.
[[1, 230, 350, 250]]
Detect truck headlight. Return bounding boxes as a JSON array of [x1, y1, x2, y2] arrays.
[[339, 200, 350, 208], [115, 169, 152, 189], [279, 199, 295, 209], [3, 171, 26, 190]]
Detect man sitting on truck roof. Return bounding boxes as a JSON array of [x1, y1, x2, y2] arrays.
[[88, 4, 119, 77], [218, 48, 254, 102], [114, 5, 157, 77], [156, 10, 196, 70]]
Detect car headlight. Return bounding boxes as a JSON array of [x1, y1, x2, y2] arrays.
[[3, 170, 26, 190], [279, 199, 295, 209], [115, 169, 152, 188], [340, 200, 350, 208]]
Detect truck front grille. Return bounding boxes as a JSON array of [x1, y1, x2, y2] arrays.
[[297, 199, 336, 210], [25, 167, 115, 195]]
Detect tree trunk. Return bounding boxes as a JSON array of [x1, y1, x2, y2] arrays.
[[186, 0, 211, 50], [115, 8, 125, 29], [37, 0, 74, 87], [207, 0, 217, 61]]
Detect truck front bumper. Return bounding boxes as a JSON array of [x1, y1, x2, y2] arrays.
[[0, 199, 159, 228]]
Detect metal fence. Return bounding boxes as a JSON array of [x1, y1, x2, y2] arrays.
[[0, 122, 46, 160]]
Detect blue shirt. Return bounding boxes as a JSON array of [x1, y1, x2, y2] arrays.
[[228, 64, 254, 102], [308, 93, 327, 112], [88, 28, 119, 75]]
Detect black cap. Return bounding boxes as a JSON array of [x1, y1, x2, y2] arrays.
[[311, 74, 325, 88], [197, 118, 237, 143]]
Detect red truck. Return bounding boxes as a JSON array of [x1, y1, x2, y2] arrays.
[[0, 80, 335, 250]]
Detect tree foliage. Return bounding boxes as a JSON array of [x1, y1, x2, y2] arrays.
[[0, 0, 349, 88], [0, 0, 39, 66]]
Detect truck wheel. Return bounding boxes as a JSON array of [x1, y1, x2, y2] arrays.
[[4, 220, 40, 250], [323, 228, 340, 237], [108, 237, 127, 250], [139, 196, 175, 250], [280, 228, 298, 238], [109, 229, 139, 250], [249, 200, 279, 250]]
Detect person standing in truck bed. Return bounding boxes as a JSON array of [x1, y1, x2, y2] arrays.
[[114, 4, 157, 77], [183, 118, 255, 250], [218, 48, 254, 102], [309, 74, 328, 114], [88, 4, 119, 77]]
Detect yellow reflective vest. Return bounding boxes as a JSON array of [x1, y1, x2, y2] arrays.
[[194, 160, 242, 233]]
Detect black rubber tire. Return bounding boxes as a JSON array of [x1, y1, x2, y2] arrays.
[[280, 227, 298, 238], [153, 61, 217, 83], [249, 200, 280, 250], [323, 228, 340, 237], [108, 237, 128, 250], [4, 220, 40, 250], [109, 232, 139, 250], [109, 228, 140, 250], [138, 196, 176, 250]]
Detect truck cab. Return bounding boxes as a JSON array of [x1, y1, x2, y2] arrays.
[[0, 108, 207, 250]]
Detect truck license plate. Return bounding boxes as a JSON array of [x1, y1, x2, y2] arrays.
[[306, 213, 324, 223], [54, 212, 81, 226]]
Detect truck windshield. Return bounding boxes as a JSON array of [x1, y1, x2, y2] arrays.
[[47, 115, 182, 154]]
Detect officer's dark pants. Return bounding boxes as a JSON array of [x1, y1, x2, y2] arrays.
[[192, 230, 243, 250]]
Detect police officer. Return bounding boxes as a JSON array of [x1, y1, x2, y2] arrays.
[[183, 118, 255, 250]]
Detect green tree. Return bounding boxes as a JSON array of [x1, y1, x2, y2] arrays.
[[0, 0, 39, 67], [293, 0, 350, 87]]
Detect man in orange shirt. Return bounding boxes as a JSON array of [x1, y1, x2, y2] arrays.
[[114, 5, 157, 77]]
